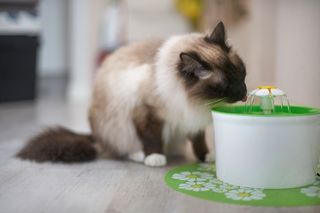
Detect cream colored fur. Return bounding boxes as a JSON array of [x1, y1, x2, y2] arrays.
[[89, 35, 214, 166]]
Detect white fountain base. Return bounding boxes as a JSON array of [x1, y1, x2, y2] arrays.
[[212, 111, 320, 189]]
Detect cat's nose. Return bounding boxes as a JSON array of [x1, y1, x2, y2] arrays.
[[237, 83, 247, 102], [242, 95, 247, 102], [227, 82, 247, 102]]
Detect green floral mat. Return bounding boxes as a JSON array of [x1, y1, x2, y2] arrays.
[[164, 163, 320, 206]]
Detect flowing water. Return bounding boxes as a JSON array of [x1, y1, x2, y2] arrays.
[[245, 94, 291, 114]]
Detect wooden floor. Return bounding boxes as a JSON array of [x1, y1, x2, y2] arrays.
[[0, 80, 319, 213]]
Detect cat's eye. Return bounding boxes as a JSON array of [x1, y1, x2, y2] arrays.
[[195, 69, 212, 79]]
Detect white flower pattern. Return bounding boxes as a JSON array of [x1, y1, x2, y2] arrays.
[[197, 163, 216, 172], [172, 171, 214, 182], [313, 176, 320, 186], [179, 181, 215, 192], [313, 180, 320, 186], [211, 183, 239, 193], [301, 186, 320, 198], [169, 164, 320, 204], [225, 188, 266, 201], [208, 178, 223, 185]]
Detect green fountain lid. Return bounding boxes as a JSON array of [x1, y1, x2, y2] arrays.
[[212, 105, 320, 117], [213, 86, 320, 117]]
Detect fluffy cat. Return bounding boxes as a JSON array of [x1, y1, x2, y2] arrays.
[[17, 22, 247, 166]]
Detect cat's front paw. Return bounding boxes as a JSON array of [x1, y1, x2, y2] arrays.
[[144, 153, 167, 167], [205, 152, 215, 163], [128, 151, 145, 163]]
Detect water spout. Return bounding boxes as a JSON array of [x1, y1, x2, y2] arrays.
[[245, 86, 291, 114]]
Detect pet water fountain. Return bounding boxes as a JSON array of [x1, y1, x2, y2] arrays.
[[212, 86, 320, 189]]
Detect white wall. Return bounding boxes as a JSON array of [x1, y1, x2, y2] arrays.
[[38, 0, 320, 106], [227, 0, 320, 107], [275, 0, 320, 106], [210, 1, 277, 92], [67, 0, 190, 101], [67, 0, 106, 101], [38, 0, 68, 77], [127, 0, 190, 42]]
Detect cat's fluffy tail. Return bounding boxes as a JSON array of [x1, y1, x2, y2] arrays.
[[17, 126, 98, 163]]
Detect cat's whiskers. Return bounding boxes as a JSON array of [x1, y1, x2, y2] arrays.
[[202, 98, 226, 107]]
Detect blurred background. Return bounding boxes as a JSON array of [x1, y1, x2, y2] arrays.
[[0, 0, 319, 106]]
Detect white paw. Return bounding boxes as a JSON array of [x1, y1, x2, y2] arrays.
[[205, 152, 215, 163], [144, 153, 167, 167], [128, 151, 145, 163]]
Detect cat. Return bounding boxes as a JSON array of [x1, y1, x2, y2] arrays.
[[17, 22, 247, 167]]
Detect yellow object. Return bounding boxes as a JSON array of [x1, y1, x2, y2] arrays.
[[258, 86, 276, 93], [175, 0, 202, 18], [257, 86, 277, 90], [175, 0, 203, 29]]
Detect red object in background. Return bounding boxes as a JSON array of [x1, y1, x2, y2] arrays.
[[96, 50, 110, 66], [96, 0, 127, 68]]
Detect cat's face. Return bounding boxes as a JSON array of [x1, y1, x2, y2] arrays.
[[177, 22, 247, 104]]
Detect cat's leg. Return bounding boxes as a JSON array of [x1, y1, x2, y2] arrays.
[[189, 131, 212, 162], [90, 100, 144, 162], [164, 125, 188, 157], [128, 150, 145, 163], [133, 105, 166, 167]]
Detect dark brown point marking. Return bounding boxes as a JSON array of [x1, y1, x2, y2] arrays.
[[176, 22, 247, 103], [189, 131, 208, 162], [204, 21, 231, 53], [17, 127, 97, 163], [133, 104, 164, 156]]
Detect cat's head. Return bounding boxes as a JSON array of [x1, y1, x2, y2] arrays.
[[177, 22, 247, 104]]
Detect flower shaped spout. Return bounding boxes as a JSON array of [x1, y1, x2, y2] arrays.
[[247, 86, 290, 114]]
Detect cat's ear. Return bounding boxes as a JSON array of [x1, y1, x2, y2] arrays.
[[206, 21, 226, 44], [180, 52, 201, 70], [179, 53, 211, 79]]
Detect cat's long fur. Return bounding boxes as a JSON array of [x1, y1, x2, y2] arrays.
[[17, 22, 247, 166]]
